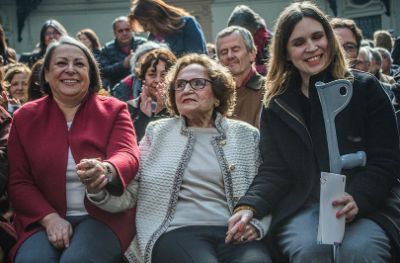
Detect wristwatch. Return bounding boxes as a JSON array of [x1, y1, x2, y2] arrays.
[[104, 163, 113, 184]]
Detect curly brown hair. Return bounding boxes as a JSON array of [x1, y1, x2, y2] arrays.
[[165, 53, 236, 117], [138, 48, 177, 81]]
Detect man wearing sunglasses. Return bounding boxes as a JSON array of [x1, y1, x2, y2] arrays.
[[216, 26, 265, 128], [100, 16, 146, 90]]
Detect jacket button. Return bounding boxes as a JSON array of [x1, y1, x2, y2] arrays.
[[229, 164, 236, 171], [220, 139, 226, 146]]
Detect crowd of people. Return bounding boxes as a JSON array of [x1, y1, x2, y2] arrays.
[[0, 0, 399, 262]]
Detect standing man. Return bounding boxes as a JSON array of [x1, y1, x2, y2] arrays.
[[330, 18, 363, 67], [216, 26, 265, 128], [100, 16, 146, 90]]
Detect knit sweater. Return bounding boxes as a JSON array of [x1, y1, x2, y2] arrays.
[[89, 114, 271, 263]]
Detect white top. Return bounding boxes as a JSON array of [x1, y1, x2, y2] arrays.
[[66, 121, 88, 216]]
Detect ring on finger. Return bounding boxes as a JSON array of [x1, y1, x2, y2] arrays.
[[83, 177, 92, 183]]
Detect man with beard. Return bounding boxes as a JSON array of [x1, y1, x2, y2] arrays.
[[216, 26, 265, 128]]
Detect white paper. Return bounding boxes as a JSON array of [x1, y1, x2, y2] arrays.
[[317, 172, 346, 245]]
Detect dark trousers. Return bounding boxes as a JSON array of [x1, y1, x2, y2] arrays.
[[152, 225, 272, 263], [14, 216, 122, 263]]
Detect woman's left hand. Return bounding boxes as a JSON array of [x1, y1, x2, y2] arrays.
[[235, 224, 259, 244], [332, 192, 359, 223], [76, 158, 108, 193], [225, 209, 254, 243]]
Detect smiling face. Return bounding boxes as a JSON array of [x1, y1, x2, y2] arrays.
[[175, 64, 217, 127], [287, 17, 329, 83], [45, 44, 90, 105], [9, 72, 29, 102], [217, 31, 256, 78]]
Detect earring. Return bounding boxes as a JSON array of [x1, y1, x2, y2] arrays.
[[214, 100, 220, 107]]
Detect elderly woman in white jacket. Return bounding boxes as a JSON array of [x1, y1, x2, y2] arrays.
[[87, 54, 271, 263]]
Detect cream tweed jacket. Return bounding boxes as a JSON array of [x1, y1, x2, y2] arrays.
[[89, 114, 271, 263]]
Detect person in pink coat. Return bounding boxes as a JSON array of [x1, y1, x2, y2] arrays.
[[8, 36, 139, 263]]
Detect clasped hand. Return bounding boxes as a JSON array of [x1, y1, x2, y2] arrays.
[[76, 158, 108, 193], [225, 209, 259, 244]]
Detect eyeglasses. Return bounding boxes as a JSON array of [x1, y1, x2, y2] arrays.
[[342, 43, 357, 53], [174, 78, 212, 91], [45, 31, 61, 37]]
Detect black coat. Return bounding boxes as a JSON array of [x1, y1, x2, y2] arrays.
[[238, 69, 400, 260]]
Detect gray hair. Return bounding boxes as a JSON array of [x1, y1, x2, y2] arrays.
[[359, 47, 372, 62], [112, 16, 129, 31], [129, 41, 169, 75], [215, 26, 256, 58], [227, 5, 266, 33], [376, 47, 392, 61], [370, 47, 382, 66], [41, 36, 101, 95]]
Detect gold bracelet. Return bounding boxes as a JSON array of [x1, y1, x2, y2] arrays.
[[233, 205, 256, 214]]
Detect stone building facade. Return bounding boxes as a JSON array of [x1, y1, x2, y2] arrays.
[[0, 0, 398, 54]]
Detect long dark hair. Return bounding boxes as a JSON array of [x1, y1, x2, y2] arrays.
[[0, 24, 16, 65], [76, 28, 101, 52], [265, 1, 348, 105], [38, 19, 68, 55], [129, 0, 190, 35]]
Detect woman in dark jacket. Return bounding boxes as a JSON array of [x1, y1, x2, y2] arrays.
[[128, 0, 207, 57], [127, 47, 176, 142], [19, 19, 67, 68], [227, 2, 400, 262]]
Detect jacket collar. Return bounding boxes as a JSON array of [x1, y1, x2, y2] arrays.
[[270, 70, 335, 171], [179, 112, 227, 140], [245, 72, 265, 91]]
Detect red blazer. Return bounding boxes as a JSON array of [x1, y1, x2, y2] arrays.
[[8, 93, 139, 260]]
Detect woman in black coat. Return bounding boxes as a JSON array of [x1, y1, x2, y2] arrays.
[[226, 2, 400, 262]]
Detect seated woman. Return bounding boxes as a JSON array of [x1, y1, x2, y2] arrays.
[[8, 36, 139, 263], [227, 2, 400, 262], [87, 54, 272, 263], [2, 63, 31, 114], [111, 41, 164, 102], [127, 48, 176, 141]]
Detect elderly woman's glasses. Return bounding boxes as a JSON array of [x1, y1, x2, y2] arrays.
[[174, 78, 212, 91]]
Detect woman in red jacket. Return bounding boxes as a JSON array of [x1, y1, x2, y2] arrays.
[[8, 36, 139, 263]]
